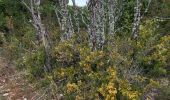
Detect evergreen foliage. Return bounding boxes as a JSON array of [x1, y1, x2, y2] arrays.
[[0, 0, 169, 99]]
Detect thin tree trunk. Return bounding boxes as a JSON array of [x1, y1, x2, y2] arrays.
[[88, 0, 105, 50], [55, 0, 74, 41], [22, 0, 51, 72], [131, 0, 141, 40], [72, 0, 80, 34]]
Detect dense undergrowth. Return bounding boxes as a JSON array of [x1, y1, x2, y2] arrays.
[[0, 0, 170, 99], [1, 19, 170, 99]]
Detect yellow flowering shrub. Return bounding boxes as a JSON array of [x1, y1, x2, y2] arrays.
[[66, 82, 79, 93], [153, 35, 170, 63], [78, 49, 105, 73], [44, 30, 167, 99], [107, 67, 117, 81], [53, 40, 80, 67], [98, 82, 117, 100], [118, 80, 140, 100], [136, 20, 170, 76], [98, 67, 117, 100]]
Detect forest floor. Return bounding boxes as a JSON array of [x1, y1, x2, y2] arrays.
[[0, 57, 38, 100]]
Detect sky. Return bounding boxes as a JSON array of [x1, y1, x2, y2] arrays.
[[68, 0, 88, 7]]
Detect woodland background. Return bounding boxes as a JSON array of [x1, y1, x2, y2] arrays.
[[0, 0, 170, 99]]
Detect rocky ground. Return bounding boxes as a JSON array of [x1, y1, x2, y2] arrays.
[[0, 56, 62, 100], [0, 57, 39, 100]]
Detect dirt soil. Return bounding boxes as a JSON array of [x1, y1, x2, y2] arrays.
[[0, 57, 36, 100]]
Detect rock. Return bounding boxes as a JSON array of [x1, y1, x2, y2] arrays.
[[3, 93, 9, 96], [23, 98, 27, 100]]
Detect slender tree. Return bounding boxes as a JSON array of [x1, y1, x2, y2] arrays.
[[71, 0, 80, 34], [87, 0, 105, 50], [107, 0, 123, 35], [22, 0, 51, 72], [55, 0, 74, 41], [131, 0, 141, 40], [95, 0, 105, 49]]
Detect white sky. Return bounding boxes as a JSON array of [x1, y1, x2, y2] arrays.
[[68, 0, 88, 7]]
